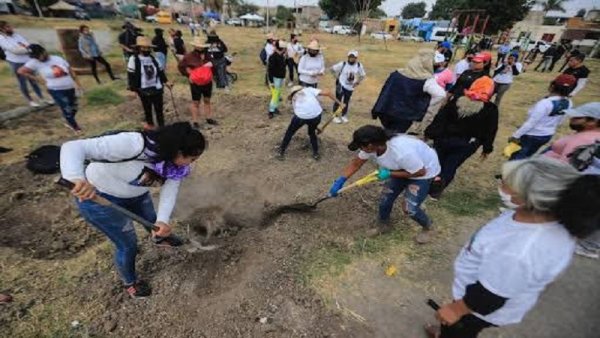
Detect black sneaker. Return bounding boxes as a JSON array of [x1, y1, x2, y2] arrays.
[[275, 152, 285, 161], [312, 153, 320, 161], [268, 111, 274, 119], [125, 280, 151, 299], [152, 234, 184, 248], [274, 109, 281, 115], [206, 118, 219, 125]]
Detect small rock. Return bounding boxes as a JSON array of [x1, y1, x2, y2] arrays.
[[71, 320, 80, 328], [259, 317, 269, 324]]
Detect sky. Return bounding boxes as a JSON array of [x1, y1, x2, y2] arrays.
[[246, 0, 598, 17]]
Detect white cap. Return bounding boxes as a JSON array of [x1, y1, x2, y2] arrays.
[[564, 102, 600, 120], [348, 50, 359, 57], [434, 52, 445, 64]]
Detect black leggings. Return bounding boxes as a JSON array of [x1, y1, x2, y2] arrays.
[[88, 56, 115, 83], [286, 58, 298, 82], [280, 115, 321, 154], [139, 92, 164, 127], [440, 314, 494, 338]]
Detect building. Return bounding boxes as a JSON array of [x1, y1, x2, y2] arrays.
[[512, 10, 566, 43], [293, 5, 322, 28]]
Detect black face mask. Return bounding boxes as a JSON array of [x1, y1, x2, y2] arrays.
[[141, 51, 151, 56], [347, 60, 356, 65], [308, 51, 319, 57], [569, 123, 585, 132]]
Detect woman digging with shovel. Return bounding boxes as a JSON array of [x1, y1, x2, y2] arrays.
[[329, 125, 441, 243], [59, 122, 206, 299]]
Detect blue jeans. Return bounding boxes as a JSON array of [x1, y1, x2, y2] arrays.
[[434, 137, 480, 187], [9, 61, 44, 102], [333, 84, 353, 117], [155, 52, 167, 69], [379, 177, 433, 228], [510, 134, 552, 160], [48, 88, 80, 130], [77, 192, 156, 285]]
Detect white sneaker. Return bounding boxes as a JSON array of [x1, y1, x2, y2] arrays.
[[333, 117, 343, 124], [341, 116, 349, 123], [29, 101, 41, 107], [287, 82, 294, 88], [43, 99, 55, 105], [575, 243, 599, 259]]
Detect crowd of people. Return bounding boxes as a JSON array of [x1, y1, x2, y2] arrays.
[[2, 21, 599, 338]]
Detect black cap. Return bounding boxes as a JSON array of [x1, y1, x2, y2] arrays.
[[347, 125, 388, 151]]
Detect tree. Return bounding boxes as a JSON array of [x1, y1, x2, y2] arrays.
[[205, 0, 224, 12], [319, 0, 382, 21], [237, 0, 259, 15], [26, 0, 56, 17], [226, 0, 241, 18], [430, 0, 463, 20], [275, 5, 295, 26], [538, 0, 569, 14], [369, 7, 387, 18], [401, 2, 427, 19]]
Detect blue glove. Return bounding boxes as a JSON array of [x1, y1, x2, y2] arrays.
[[329, 176, 347, 197], [377, 168, 391, 181]]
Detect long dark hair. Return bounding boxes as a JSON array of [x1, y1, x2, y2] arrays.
[[553, 175, 600, 239], [147, 122, 206, 162]]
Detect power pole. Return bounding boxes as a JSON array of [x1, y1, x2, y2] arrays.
[[266, 0, 270, 31], [33, 0, 43, 18]]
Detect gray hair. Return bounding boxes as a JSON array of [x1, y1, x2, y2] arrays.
[[502, 157, 581, 213]]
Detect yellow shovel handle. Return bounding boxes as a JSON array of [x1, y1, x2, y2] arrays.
[[338, 171, 379, 194]]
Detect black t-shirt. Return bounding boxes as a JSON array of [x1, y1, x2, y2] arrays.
[[563, 65, 590, 80], [173, 37, 186, 55], [450, 70, 487, 98]]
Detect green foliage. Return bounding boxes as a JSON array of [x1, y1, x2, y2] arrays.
[[369, 7, 387, 18], [538, 0, 569, 13], [438, 189, 499, 216], [429, 0, 533, 34], [275, 5, 295, 26], [85, 87, 124, 107], [319, 0, 383, 21], [237, 0, 259, 15], [401, 2, 427, 19]]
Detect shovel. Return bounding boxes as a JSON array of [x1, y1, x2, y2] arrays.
[[316, 104, 344, 135], [266, 170, 380, 218], [167, 86, 180, 120]]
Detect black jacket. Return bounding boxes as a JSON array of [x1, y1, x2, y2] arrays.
[[371, 71, 431, 122], [152, 35, 168, 54], [173, 37, 186, 55], [425, 99, 499, 154], [451, 70, 488, 98], [268, 52, 286, 81]]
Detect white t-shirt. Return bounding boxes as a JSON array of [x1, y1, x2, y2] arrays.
[[0, 33, 31, 63], [24, 55, 75, 91], [453, 211, 575, 326], [298, 53, 325, 84], [265, 42, 275, 59], [286, 42, 304, 59], [127, 55, 163, 90], [358, 135, 441, 180], [513, 96, 573, 138], [454, 59, 470, 78], [332, 61, 366, 91], [493, 62, 523, 84], [292, 87, 322, 119]]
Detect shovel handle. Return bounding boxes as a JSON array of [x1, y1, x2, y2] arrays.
[[427, 299, 440, 311], [56, 178, 159, 232], [317, 106, 344, 135]]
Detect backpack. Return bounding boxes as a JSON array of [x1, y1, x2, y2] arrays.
[[26, 145, 61, 174], [189, 66, 213, 86], [0, 48, 5, 61], [259, 48, 267, 66]]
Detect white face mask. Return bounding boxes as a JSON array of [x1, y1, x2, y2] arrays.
[[498, 187, 520, 209]]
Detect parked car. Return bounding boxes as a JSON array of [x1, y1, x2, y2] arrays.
[[430, 27, 457, 42], [145, 15, 157, 23], [73, 10, 90, 21], [370, 31, 394, 40], [398, 34, 424, 42], [226, 18, 243, 26], [332, 25, 355, 35]]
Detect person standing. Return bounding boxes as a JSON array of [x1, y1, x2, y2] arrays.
[[78, 25, 118, 84], [152, 28, 169, 69], [18, 44, 84, 133], [534, 43, 557, 72], [206, 30, 229, 89], [262, 33, 277, 86], [437, 40, 453, 62], [424, 77, 498, 199], [562, 52, 590, 97], [329, 125, 441, 243], [118, 22, 140, 64], [0, 21, 47, 107], [558, 47, 577, 72], [178, 37, 215, 128], [330, 50, 366, 124], [59, 122, 206, 298], [450, 53, 490, 100], [297, 40, 325, 88], [549, 40, 569, 71], [188, 21, 197, 37], [277, 86, 342, 161], [371, 49, 445, 133], [492, 52, 522, 107], [453, 49, 476, 79], [508, 74, 576, 160], [267, 40, 287, 118], [426, 157, 600, 338], [286, 34, 304, 87], [173, 30, 186, 61], [127, 37, 172, 130], [495, 41, 511, 67]]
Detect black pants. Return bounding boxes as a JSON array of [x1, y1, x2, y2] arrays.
[[434, 136, 480, 187], [89, 56, 116, 83], [440, 314, 494, 338], [280, 115, 321, 155], [378, 115, 413, 134], [495, 53, 506, 67], [286, 58, 298, 82], [138, 92, 164, 127], [333, 85, 353, 116]]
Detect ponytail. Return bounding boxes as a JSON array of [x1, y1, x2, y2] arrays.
[[553, 175, 600, 239], [149, 122, 206, 162]]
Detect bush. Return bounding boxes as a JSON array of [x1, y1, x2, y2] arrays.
[[85, 87, 124, 106]]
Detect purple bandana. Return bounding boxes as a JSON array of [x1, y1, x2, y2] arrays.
[[152, 161, 191, 181]]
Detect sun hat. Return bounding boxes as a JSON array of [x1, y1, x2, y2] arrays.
[[276, 40, 287, 49], [348, 50, 359, 57], [266, 32, 275, 40], [288, 85, 304, 100], [135, 36, 155, 48], [434, 52, 445, 64], [190, 37, 210, 48], [347, 125, 388, 151], [563, 102, 600, 120], [306, 40, 322, 51], [463, 76, 495, 102]]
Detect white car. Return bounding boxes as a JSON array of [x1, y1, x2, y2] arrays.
[[398, 34, 424, 42], [332, 25, 355, 35], [226, 18, 243, 26], [145, 15, 157, 23], [370, 31, 394, 40]]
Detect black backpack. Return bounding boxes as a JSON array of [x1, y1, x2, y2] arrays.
[[26, 145, 61, 174], [259, 48, 267, 66]]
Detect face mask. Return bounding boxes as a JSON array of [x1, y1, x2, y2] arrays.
[[141, 51, 151, 56], [498, 187, 520, 209], [348, 60, 356, 65], [308, 51, 319, 57], [569, 123, 585, 131]]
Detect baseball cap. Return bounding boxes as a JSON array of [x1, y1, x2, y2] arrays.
[[472, 53, 485, 63], [564, 102, 600, 120], [553, 73, 577, 88], [441, 41, 452, 49], [347, 125, 388, 151], [434, 52, 445, 64], [348, 50, 359, 57]]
